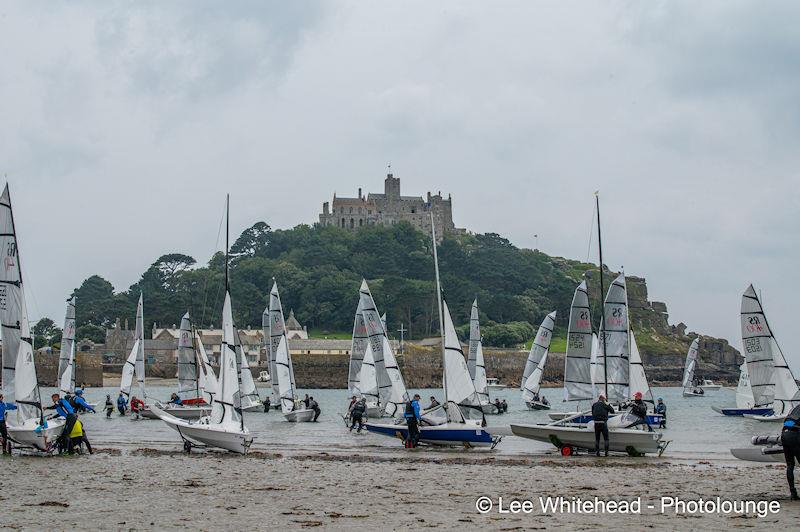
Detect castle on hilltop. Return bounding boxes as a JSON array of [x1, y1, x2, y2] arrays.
[[318, 171, 464, 238]]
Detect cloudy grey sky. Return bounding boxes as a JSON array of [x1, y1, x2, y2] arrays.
[[2, 1, 798, 363]]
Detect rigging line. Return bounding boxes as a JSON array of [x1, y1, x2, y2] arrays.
[[200, 197, 228, 328]]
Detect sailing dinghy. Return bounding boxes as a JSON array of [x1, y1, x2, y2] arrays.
[[521, 311, 556, 410], [512, 194, 666, 456], [366, 214, 500, 448], [152, 195, 253, 453], [712, 362, 772, 416], [682, 338, 705, 397], [740, 285, 798, 422], [237, 333, 263, 412], [269, 281, 314, 422], [469, 300, 499, 415], [1, 184, 65, 451], [57, 297, 78, 396], [146, 313, 211, 420]]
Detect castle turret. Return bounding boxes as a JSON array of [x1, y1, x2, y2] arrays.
[[385, 173, 400, 199]]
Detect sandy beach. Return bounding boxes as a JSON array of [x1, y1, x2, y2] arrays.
[[1, 445, 797, 531]]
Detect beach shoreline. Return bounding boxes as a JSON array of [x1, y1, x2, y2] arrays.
[[1, 445, 796, 530]]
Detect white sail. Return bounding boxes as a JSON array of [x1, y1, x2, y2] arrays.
[[267, 282, 287, 404], [741, 285, 776, 407], [381, 334, 408, 418], [522, 311, 556, 390], [196, 335, 217, 403], [355, 341, 380, 404], [269, 282, 299, 413], [120, 338, 139, 398], [133, 293, 145, 398], [467, 299, 480, 380], [380, 312, 387, 334], [474, 342, 489, 404], [263, 305, 278, 404], [735, 362, 755, 409], [210, 292, 243, 428], [442, 299, 484, 424], [58, 296, 77, 395], [564, 281, 594, 401], [521, 311, 556, 403], [177, 312, 199, 398], [597, 274, 629, 403], [275, 335, 296, 414], [348, 299, 367, 395], [358, 280, 392, 407], [682, 338, 700, 392], [237, 334, 261, 407], [628, 331, 653, 403]]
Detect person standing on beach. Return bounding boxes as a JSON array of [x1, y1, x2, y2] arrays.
[[592, 394, 614, 457], [303, 394, 310, 409], [72, 389, 96, 414], [0, 393, 18, 454], [263, 396, 271, 413], [309, 396, 321, 422], [655, 398, 667, 428], [349, 398, 367, 432], [404, 394, 422, 448], [105, 395, 114, 418], [781, 403, 800, 500], [117, 392, 128, 416]]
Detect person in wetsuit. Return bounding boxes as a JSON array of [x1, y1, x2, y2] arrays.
[[655, 398, 667, 429], [0, 393, 18, 454], [349, 398, 367, 433], [781, 403, 800, 500], [404, 394, 422, 447], [627, 392, 653, 432], [592, 394, 614, 457]]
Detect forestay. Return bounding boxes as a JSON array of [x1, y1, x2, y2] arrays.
[[563, 281, 594, 401], [682, 338, 699, 393], [522, 311, 556, 391], [210, 292, 243, 429], [467, 299, 480, 380], [58, 297, 77, 395], [522, 311, 556, 402], [348, 299, 367, 395], [358, 281, 392, 407], [442, 300, 485, 424], [597, 274, 630, 403], [741, 285, 776, 407], [177, 312, 199, 398]]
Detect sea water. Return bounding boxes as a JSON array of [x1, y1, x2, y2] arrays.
[[49, 384, 766, 459]]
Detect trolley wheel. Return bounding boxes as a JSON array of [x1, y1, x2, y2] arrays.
[[560, 446, 573, 457], [183, 440, 192, 453]]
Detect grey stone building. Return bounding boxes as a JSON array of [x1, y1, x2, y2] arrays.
[[318, 171, 463, 238]]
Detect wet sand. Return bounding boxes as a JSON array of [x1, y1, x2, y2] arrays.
[[0, 446, 797, 530]]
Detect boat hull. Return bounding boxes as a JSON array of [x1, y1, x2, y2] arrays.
[[141, 403, 211, 420], [482, 403, 501, 415], [365, 405, 384, 418], [510, 423, 664, 455], [526, 401, 551, 410], [683, 391, 706, 397], [7, 418, 66, 452], [151, 405, 253, 454], [711, 406, 773, 416], [730, 447, 784, 462], [547, 412, 663, 425], [284, 408, 315, 422], [742, 413, 785, 422], [365, 421, 499, 447]]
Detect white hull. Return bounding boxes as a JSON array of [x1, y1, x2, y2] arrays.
[[141, 403, 211, 420], [683, 391, 705, 397], [730, 447, 784, 462], [548, 411, 578, 421], [486, 384, 507, 391], [365, 405, 383, 418], [284, 408, 315, 422], [482, 403, 501, 415], [241, 402, 264, 413], [7, 417, 66, 452], [510, 423, 664, 455], [742, 413, 785, 422], [151, 405, 253, 454]]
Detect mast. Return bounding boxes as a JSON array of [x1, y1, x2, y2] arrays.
[[225, 194, 230, 293], [430, 213, 446, 403], [595, 193, 608, 399]]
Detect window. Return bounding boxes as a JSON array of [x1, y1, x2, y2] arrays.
[[350, 218, 354, 228], [359, 219, 363, 226], [147, 355, 155, 364], [349, 207, 353, 214], [341, 218, 345, 227], [411, 208, 416, 213]]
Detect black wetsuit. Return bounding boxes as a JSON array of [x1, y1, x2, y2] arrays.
[[592, 400, 614, 454], [627, 400, 652, 432], [350, 401, 366, 432], [781, 404, 800, 498], [405, 400, 420, 447]]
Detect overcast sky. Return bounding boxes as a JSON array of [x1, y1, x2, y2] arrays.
[[2, 1, 798, 363]]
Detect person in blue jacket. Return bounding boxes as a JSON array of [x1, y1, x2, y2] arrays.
[[781, 403, 800, 500], [117, 392, 128, 416], [404, 394, 422, 447], [0, 393, 18, 454], [72, 389, 96, 413], [47, 393, 77, 453], [169, 393, 183, 406]]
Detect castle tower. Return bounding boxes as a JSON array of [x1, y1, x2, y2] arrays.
[[384, 172, 400, 199]]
